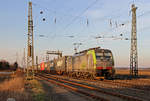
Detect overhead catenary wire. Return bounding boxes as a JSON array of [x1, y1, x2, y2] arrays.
[[49, 0, 100, 39], [31, 0, 100, 39], [61, 0, 99, 31], [96, 8, 150, 41], [32, 2, 86, 20], [31, 0, 133, 39], [31, 0, 150, 46], [96, 0, 150, 39]]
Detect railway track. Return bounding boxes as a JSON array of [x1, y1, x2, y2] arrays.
[[61, 73, 150, 92], [36, 73, 142, 101], [45, 72, 150, 92], [64, 75, 150, 100], [36, 74, 109, 101]]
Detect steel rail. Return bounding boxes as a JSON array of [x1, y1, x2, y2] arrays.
[[36, 75, 109, 101], [38, 73, 142, 101]]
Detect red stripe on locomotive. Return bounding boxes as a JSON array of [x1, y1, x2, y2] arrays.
[[96, 67, 103, 69], [41, 62, 45, 71], [106, 67, 112, 69], [96, 67, 112, 69]]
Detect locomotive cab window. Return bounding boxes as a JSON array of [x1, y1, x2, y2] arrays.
[[96, 51, 112, 60], [104, 52, 112, 60], [96, 53, 104, 60]]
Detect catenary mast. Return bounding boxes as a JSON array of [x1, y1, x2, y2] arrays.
[[27, 1, 34, 79], [130, 4, 138, 77]]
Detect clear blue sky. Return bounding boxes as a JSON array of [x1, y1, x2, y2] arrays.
[[0, 0, 150, 68]]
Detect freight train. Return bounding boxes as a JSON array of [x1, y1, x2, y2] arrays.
[[37, 47, 115, 79]]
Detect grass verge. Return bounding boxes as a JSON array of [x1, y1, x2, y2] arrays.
[[0, 74, 32, 101], [26, 79, 46, 101]]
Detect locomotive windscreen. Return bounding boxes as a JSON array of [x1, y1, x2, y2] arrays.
[[96, 50, 112, 60], [95, 49, 114, 71], [96, 53, 103, 60], [104, 52, 112, 59]]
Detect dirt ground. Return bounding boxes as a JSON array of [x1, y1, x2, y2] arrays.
[[36, 77, 93, 101]]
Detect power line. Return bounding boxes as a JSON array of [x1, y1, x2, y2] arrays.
[[32, 2, 86, 20], [61, 0, 99, 32], [96, 8, 150, 39], [32, 0, 134, 40], [32, 0, 100, 39], [31, 0, 150, 45]]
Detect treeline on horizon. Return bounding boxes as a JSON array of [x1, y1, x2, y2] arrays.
[[0, 60, 18, 71]]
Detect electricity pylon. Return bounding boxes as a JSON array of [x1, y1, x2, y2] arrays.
[[130, 4, 138, 77], [27, 1, 34, 79]]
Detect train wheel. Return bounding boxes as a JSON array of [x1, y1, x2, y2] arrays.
[[105, 73, 113, 80], [76, 72, 80, 78], [90, 74, 96, 80], [68, 72, 72, 78], [83, 73, 88, 79]]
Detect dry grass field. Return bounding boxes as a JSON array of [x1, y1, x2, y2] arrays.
[[116, 68, 150, 76], [114, 68, 150, 88], [0, 71, 33, 101], [0, 70, 67, 101], [115, 68, 150, 80]]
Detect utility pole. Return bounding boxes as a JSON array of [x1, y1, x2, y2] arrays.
[[27, 1, 34, 79], [130, 4, 138, 77]]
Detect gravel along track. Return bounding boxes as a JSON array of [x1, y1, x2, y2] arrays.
[[37, 73, 143, 101], [96, 80, 150, 101], [106, 79, 150, 91], [36, 75, 109, 101], [36, 77, 92, 101], [43, 73, 150, 101]]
